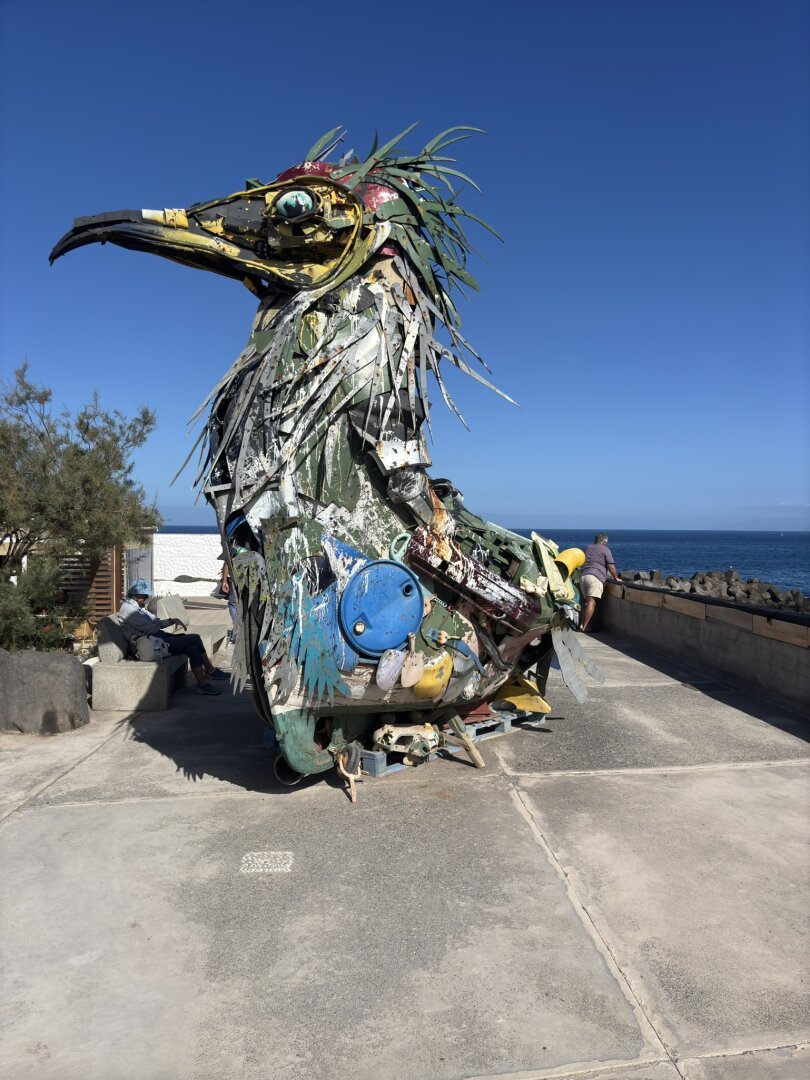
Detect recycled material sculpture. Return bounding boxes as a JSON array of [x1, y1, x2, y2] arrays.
[[52, 126, 598, 783]]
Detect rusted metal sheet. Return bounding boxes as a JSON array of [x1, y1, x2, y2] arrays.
[[405, 526, 543, 634]]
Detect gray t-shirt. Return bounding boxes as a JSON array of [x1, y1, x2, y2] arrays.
[[117, 597, 173, 642], [581, 543, 615, 583]]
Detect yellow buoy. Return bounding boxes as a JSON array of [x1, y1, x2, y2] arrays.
[[412, 652, 453, 699], [554, 547, 585, 581]]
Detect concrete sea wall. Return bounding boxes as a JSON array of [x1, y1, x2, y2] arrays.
[[602, 582, 810, 712]]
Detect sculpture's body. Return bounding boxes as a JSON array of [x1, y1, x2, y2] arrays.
[[53, 127, 596, 780]]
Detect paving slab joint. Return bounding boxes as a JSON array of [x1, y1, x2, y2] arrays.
[[0, 718, 132, 825], [508, 781, 687, 1078], [679, 1039, 809, 1072], [466, 1055, 673, 1079]]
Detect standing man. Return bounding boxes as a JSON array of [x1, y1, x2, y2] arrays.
[[579, 533, 621, 633]]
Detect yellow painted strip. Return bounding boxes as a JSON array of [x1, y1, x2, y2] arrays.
[[142, 208, 188, 228]]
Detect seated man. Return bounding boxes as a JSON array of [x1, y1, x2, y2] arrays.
[[118, 579, 228, 696]]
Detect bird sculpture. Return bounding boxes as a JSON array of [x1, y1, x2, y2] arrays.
[[52, 126, 597, 785]]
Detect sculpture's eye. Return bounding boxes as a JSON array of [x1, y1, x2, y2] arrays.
[[273, 189, 316, 221]]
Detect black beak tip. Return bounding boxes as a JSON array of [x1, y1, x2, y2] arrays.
[[49, 212, 144, 265], [49, 231, 78, 264]]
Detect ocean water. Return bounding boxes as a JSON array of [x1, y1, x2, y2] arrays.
[[516, 529, 810, 595], [159, 526, 810, 595]]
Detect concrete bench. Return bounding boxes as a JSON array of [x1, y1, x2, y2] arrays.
[[90, 615, 188, 711], [147, 595, 230, 658]]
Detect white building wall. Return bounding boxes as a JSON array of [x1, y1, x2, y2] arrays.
[[152, 533, 223, 596]]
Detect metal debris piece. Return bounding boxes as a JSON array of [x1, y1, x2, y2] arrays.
[[551, 629, 589, 705], [448, 714, 486, 769], [373, 722, 442, 764], [335, 746, 362, 804]]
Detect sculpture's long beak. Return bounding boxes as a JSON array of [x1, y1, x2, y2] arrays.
[[49, 173, 383, 295], [49, 205, 270, 285]]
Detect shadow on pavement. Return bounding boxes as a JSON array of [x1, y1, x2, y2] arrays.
[[590, 631, 810, 742], [122, 692, 345, 796], [122, 688, 490, 798]]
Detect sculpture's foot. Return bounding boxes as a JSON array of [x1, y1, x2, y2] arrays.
[[272, 708, 335, 776], [270, 708, 373, 777]]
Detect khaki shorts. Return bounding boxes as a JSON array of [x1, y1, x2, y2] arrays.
[[580, 574, 604, 599]]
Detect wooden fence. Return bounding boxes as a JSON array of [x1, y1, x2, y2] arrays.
[[55, 547, 124, 635]]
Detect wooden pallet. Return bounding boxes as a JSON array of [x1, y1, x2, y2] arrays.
[[263, 708, 528, 780], [464, 713, 515, 741], [361, 743, 464, 778]]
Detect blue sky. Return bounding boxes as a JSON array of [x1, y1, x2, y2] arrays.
[[1, 0, 808, 530]]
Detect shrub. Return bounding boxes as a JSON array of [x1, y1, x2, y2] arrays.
[[0, 558, 87, 652]]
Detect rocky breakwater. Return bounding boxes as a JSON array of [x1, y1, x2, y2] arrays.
[[620, 569, 809, 614]]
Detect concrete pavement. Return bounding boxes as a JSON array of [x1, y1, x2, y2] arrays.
[[0, 622, 808, 1079]]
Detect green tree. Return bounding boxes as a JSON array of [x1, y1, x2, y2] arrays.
[[0, 557, 88, 651], [0, 364, 162, 576]]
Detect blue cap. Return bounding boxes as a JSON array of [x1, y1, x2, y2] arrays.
[[127, 578, 152, 597]]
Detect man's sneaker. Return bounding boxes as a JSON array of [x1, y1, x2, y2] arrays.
[[208, 668, 229, 681], [196, 682, 221, 696]]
